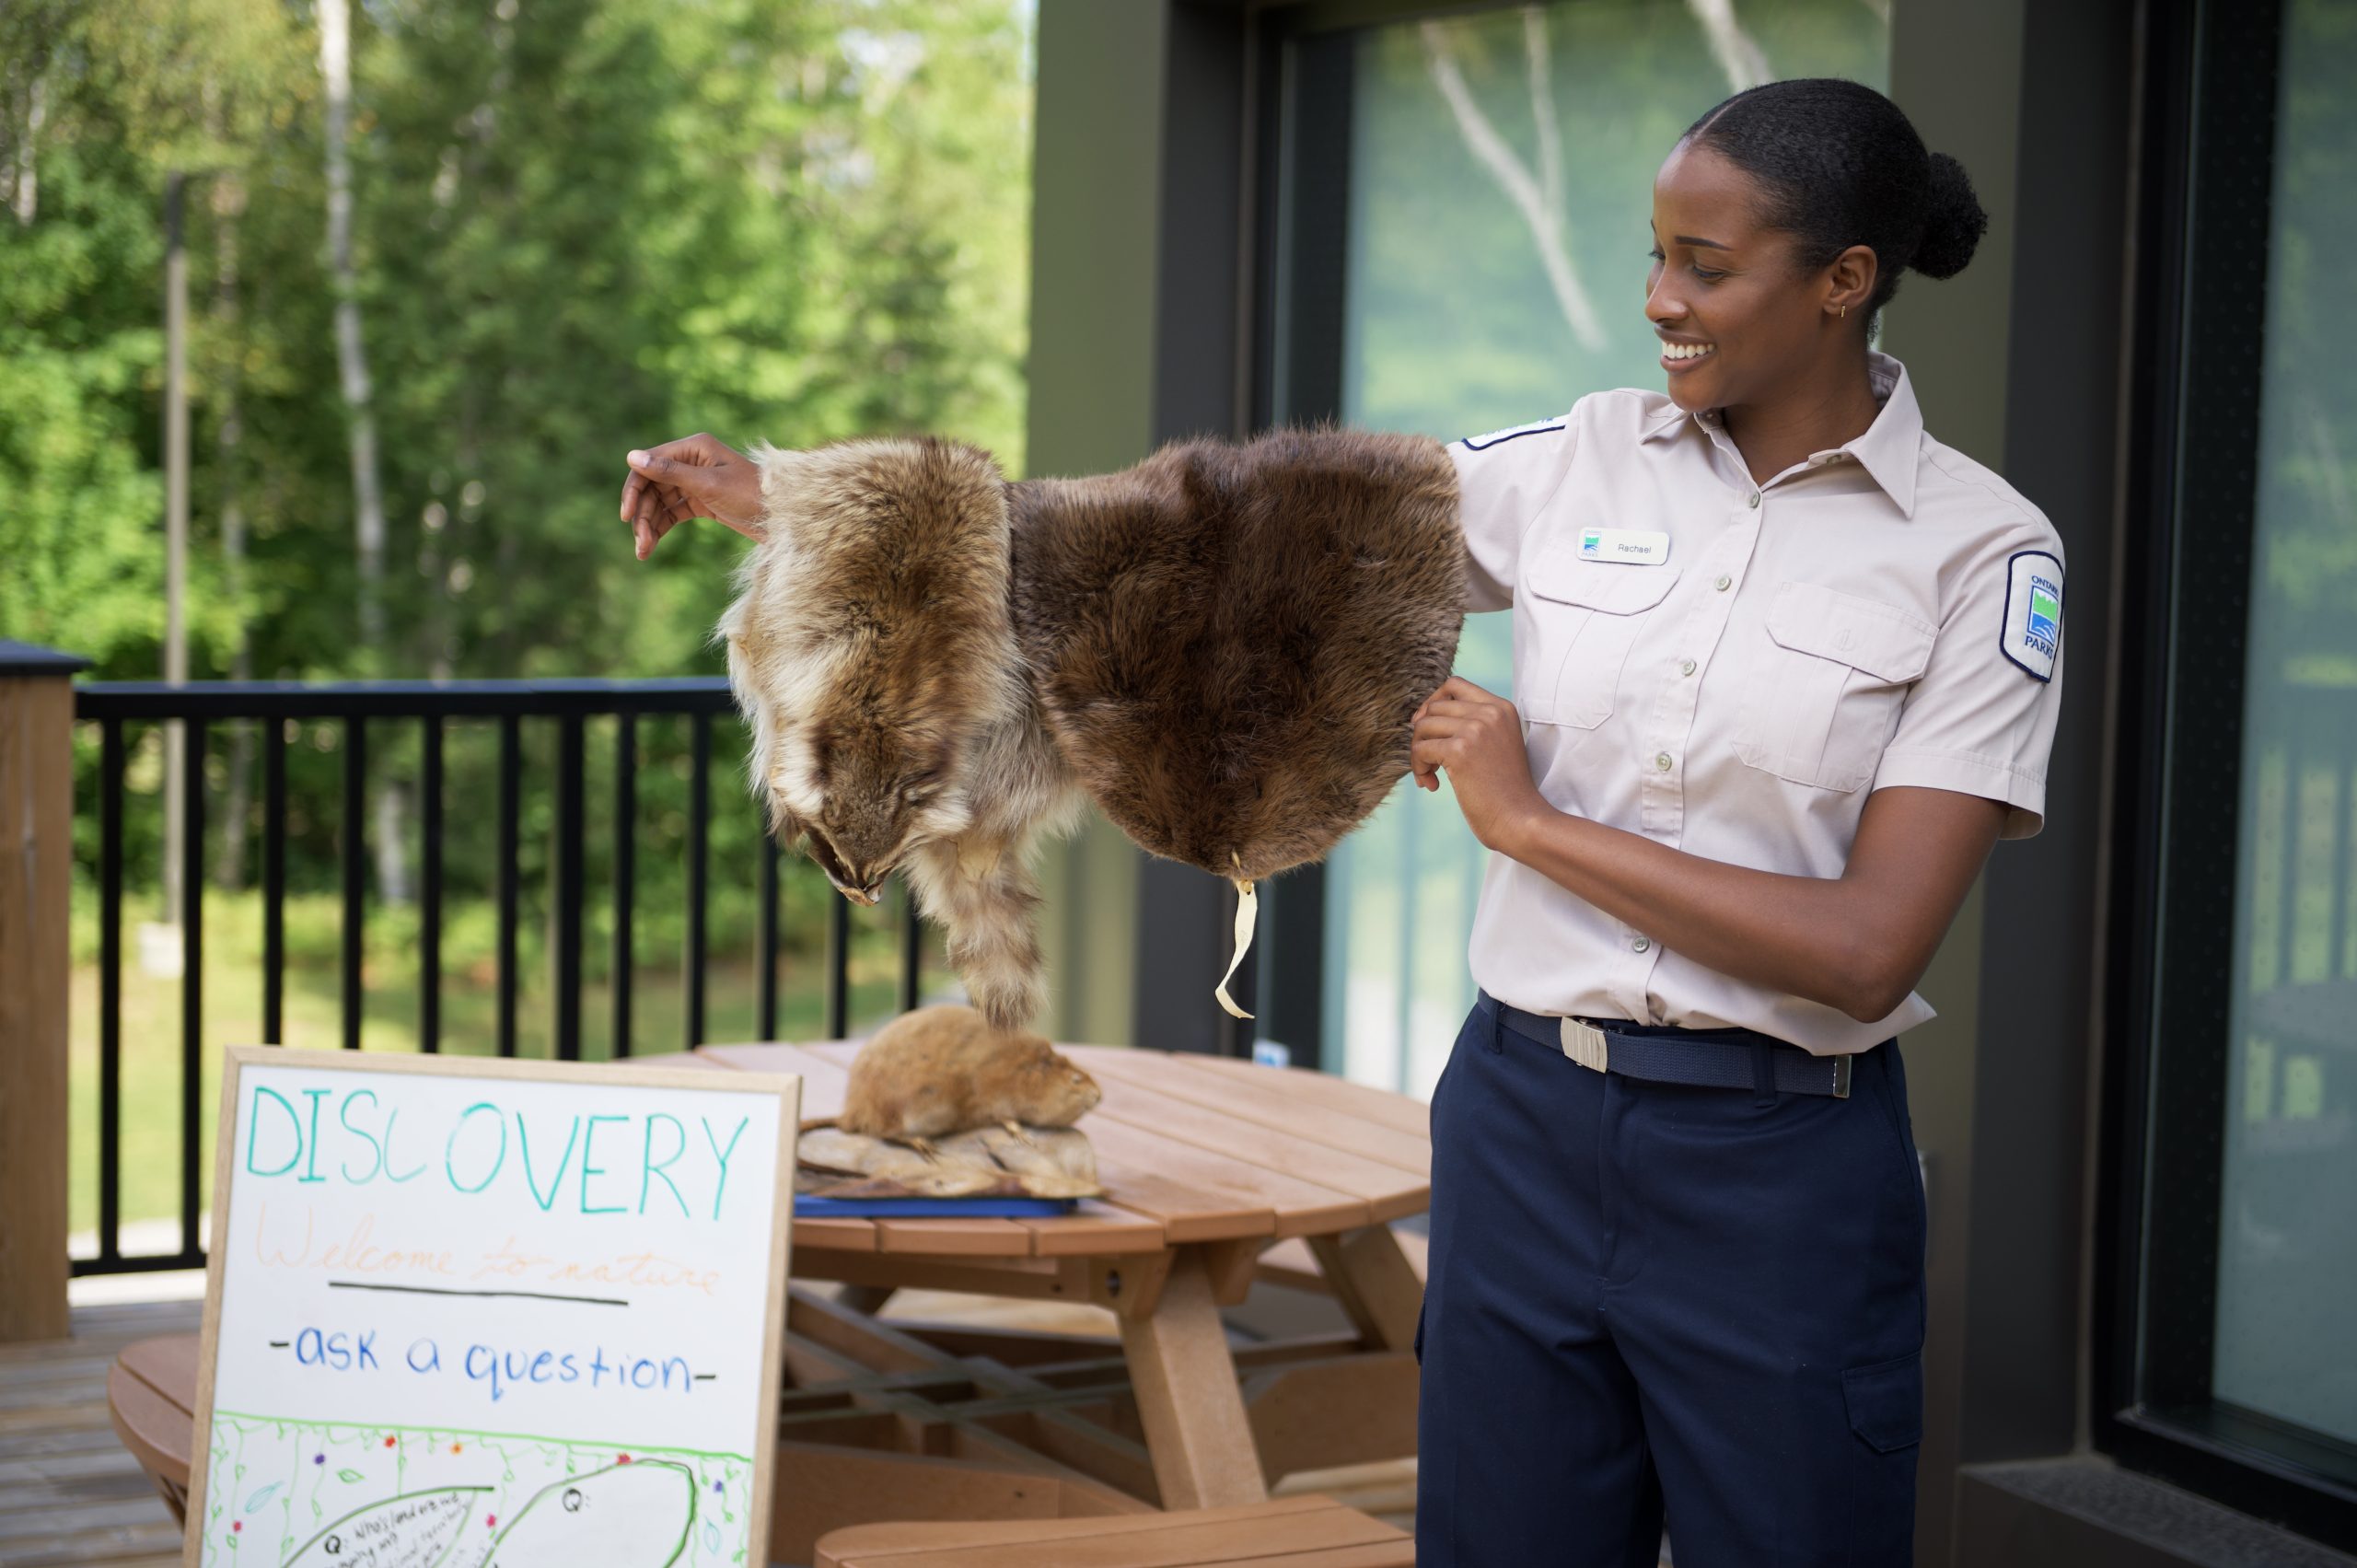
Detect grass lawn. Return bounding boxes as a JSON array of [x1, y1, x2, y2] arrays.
[[66, 883, 956, 1252]]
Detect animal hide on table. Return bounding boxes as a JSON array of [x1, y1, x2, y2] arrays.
[[795, 1121, 1104, 1201], [717, 423, 1465, 1031]]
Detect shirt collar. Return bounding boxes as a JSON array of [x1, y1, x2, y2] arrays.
[[1638, 347, 1922, 518]]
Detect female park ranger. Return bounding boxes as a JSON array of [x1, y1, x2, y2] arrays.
[[1405, 78, 2065, 1566]]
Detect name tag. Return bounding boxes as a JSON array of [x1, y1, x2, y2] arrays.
[[1576, 527, 1671, 564]]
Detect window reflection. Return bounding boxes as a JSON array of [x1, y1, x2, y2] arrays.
[[2210, 0, 2357, 1452]]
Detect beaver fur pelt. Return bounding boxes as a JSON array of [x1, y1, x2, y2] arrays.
[[717, 423, 1464, 1031]]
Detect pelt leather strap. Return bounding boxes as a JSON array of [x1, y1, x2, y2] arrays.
[[1214, 853, 1259, 1019]]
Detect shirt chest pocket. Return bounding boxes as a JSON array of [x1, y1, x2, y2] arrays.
[[1732, 580, 1937, 791], [1515, 550, 1681, 729]]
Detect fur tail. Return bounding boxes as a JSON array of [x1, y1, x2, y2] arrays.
[[904, 834, 1049, 1032]]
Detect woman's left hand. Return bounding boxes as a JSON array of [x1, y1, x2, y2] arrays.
[[619, 434, 769, 560], [1410, 676, 1551, 853]]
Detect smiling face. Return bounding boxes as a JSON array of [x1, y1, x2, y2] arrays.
[[1645, 139, 1877, 413]]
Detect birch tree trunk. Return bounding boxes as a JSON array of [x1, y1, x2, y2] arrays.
[[9, 66, 43, 225], [1685, 0, 1771, 93], [1420, 3, 1771, 354], [318, 0, 411, 903], [1421, 11, 1605, 354], [212, 165, 254, 889]]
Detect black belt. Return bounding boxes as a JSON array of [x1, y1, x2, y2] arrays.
[[1484, 991, 1853, 1098]]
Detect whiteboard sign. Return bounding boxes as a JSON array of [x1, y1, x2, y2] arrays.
[[185, 1047, 800, 1568]]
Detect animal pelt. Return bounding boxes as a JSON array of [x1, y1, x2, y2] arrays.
[[717, 422, 1465, 1032]]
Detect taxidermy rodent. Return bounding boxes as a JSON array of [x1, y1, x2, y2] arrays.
[[717, 423, 1464, 1032], [837, 1004, 1102, 1143]]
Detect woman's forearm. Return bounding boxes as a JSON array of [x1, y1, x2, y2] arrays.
[[1493, 802, 1885, 1020]]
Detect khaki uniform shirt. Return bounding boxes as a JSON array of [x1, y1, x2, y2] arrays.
[[1447, 349, 2066, 1056]]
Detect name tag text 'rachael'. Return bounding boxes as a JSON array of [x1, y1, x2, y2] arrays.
[[241, 1086, 750, 1221]]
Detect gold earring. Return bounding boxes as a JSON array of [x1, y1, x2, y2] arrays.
[[1839, 304, 1848, 319]]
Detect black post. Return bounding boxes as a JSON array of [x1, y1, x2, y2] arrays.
[[180, 718, 205, 1258], [825, 896, 850, 1040], [340, 717, 365, 1051], [497, 714, 520, 1057], [262, 722, 284, 1044], [685, 713, 710, 1049], [612, 713, 636, 1059], [758, 834, 778, 1040], [552, 714, 585, 1060], [420, 716, 443, 1053], [99, 719, 123, 1264]]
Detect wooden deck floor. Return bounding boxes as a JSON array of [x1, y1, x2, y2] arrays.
[[0, 1292, 202, 1568], [0, 1281, 1423, 1568]]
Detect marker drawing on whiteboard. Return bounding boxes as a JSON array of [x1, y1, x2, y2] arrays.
[[327, 1281, 630, 1308], [270, 1463, 696, 1568], [282, 1485, 491, 1568], [486, 1460, 695, 1568]]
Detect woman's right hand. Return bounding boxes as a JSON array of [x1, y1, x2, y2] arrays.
[[620, 434, 770, 559]]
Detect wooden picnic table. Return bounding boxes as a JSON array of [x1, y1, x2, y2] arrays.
[[102, 1042, 1432, 1562], [687, 1040, 1430, 1524]]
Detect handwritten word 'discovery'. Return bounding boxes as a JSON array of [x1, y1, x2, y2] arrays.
[[241, 1086, 751, 1221]]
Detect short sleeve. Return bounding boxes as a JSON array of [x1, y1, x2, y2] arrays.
[[1446, 404, 1582, 613], [1870, 520, 2067, 839]]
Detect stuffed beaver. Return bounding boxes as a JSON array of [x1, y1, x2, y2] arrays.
[[836, 1003, 1101, 1143], [716, 423, 1465, 1031]]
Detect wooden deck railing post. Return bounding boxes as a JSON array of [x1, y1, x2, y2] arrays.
[[0, 640, 89, 1342]]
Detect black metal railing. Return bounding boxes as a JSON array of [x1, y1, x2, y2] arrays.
[[70, 678, 923, 1275]]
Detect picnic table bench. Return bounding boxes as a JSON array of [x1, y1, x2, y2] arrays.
[[813, 1496, 1414, 1565]]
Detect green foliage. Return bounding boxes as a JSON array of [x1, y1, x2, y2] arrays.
[[5, 0, 1030, 685], [5, 0, 1034, 958]]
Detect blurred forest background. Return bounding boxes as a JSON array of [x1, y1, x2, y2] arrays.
[[2, 0, 1030, 686], [0, 0, 1032, 1242]]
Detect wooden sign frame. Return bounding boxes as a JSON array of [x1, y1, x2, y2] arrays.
[[182, 1046, 800, 1568]]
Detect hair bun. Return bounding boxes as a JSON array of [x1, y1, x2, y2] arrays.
[[1911, 151, 1989, 281]]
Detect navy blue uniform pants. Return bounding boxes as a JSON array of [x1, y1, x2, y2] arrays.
[[1415, 990, 1927, 1566]]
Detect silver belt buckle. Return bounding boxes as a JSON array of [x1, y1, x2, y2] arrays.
[[1560, 1016, 1611, 1074], [1832, 1053, 1852, 1098]]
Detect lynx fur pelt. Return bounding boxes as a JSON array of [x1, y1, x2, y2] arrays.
[[717, 424, 1464, 1031]]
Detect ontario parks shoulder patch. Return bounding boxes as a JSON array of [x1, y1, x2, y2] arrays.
[[2001, 550, 2063, 682], [1458, 417, 1565, 451]]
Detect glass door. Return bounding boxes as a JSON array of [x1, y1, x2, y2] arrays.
[[2106, 0, 2357, 1546]]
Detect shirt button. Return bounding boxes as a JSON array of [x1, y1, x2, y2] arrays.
[[1748, 491, 1761, 507], [1631, 936, 1651, 953], [1680, 657, 1697, 676], [1714, 574, 1732, 592], [1655, 751, 1672, 772]]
